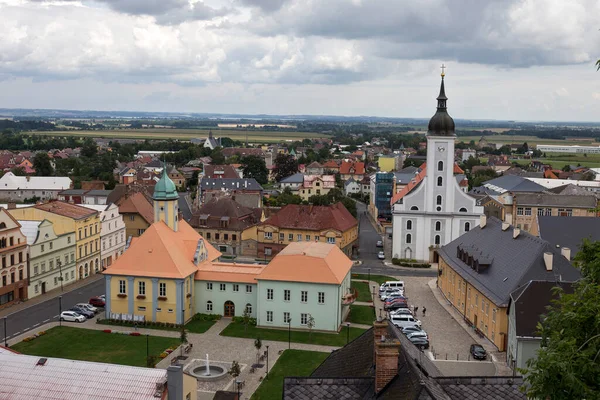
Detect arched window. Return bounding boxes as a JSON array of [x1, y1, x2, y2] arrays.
[[437, 176, 443, 186], [435, 221, 441, 231], [465, 222, 471, 232], [206, 301, 213, 311], [246, 303, 252, 314], [410, 206, 419, 211], [438, 161, 443, 171], [0, 222, 6, 229], [406, 220, 412, 230], [435, 235, 441, 245], [436, 195, 442, 205], [459, 207, 467, 213], [406, 234, 412, 244]]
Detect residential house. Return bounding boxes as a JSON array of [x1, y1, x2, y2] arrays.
[[168, 167, 185, 190], [83, 190, 112, 205], [461, 148, 477, 161], [198, 178, 263, 208], [298, 175, 335, 201], [340, 161, 365, 181], [19, 219, 76, 298], [278, 173, 304, 191], [8, 202, 101, 280], [257, 202, 358, 259], [116, 192, 154, 238], [436, 216, 581, 351], [305, 161, 324, 175], [0, 209, 29, 308], [58, 189, 87, 204], [0, 172, 72, 202], [82, 203, 127, 270], [322, 160, 340, 174], [202, 165, 241, 179], [190, 196, 262, 257], [0, 347, 197, 400], [344, 178, 361, 196]]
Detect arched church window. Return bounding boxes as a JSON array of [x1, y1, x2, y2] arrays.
[[459, 207, 467, 212], [435, 221, 441, 231], [437, 176, 443, 186], [435, 235, 441, 245], [406, 234, 412, 244], [438, 161, 443, 171], [465, 222, 470, 232], [410, 206, 419, 211], [406, 220, 412, 230], [436, 195, 442, 205]]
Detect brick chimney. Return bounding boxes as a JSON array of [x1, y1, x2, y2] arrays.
[[7, 202, 16, 210], [373, 320, 401, 393]]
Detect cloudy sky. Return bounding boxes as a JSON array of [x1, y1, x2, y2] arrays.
[[1, 0, 599, 121]]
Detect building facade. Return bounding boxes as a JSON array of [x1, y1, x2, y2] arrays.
[[369, 172, 394, 222], [0, 172, 72, 202], [391, 74, 483, 262], [116, 192, 154, 238], [20, 220, 76, 298], [83, 204, 127, 270], [0, 209, 28, 308]]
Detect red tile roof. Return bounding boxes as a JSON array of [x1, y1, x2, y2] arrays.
[[117, 192, 154, 224], [340, 161, 365, 175], [203, 165, 239, 179], [35, 201, 98, 220], [261, 202, 357, 232], [453, 164, 465, 174]]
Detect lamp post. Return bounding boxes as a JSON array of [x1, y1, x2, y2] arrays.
[[266, 345, 269, 379], [3, 317, 7, 347], [57, 260, 63, 292], [236, 379, 242, 399], [367, 268, 371, 287], [288, 319, 292, 349], [59, 296, 62, 327], [346, 322, 350, 344]]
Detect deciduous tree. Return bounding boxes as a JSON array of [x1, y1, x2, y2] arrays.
[[241, 155, 268, 184], [274, 153, 298, 181]]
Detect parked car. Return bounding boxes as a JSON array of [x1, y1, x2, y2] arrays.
[[409, 336, 430, 350], [401, 326, 424, 335], [390, 314, 422, 328], [385, 302, 409, 311], [376, 240, 383, 248], [60, 311, 86, 323], [377, 251, 385, 260], [89, 297, 105, 307], [381, 291, 405, 301], [385, 298, 408, 307], [379, 281, 405, 294], [406, 331, 429, 340], [76, 303, 98, 313], [70, 306, 94, 319], [470, 344, 487, 360], [391, 308, 413, 316]]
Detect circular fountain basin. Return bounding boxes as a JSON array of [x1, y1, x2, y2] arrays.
[[190, 365, 227, 381]]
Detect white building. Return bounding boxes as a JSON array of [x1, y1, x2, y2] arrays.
[[391, 73, 483, 262], [536, 144, 600, 154], [0, 172, 72, 202], [82, 203, 126, 270], [461, 149, 477, 161], [344, 178, 361, 196]]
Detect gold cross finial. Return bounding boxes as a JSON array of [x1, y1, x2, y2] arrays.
[[441, 63, 446, 77]]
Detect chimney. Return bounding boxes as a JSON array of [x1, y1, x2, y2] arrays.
[[167, 366, 184, 400], [373, 321, 401, 393], [7, 202, 16, 210], [501, 222, 510, 231], [513, 228, 520, 239], [479, 214, 487, 228], [26, 176, 30, 182], [561, 247, 571, 261], [543, 252, 553, 271]]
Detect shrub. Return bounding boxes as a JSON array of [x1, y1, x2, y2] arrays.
[[38, 331, 47, 336], [391, 258, 430, 268], [159, 352, 168, 359], [130, 332, 141, 336]]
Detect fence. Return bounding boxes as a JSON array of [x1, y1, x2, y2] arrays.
[[109, 313, 146, 323]]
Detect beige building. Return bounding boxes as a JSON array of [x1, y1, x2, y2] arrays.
[[0, 208, 28, 308], [19, 219, 76, 298], [83, 203, 127, 270]]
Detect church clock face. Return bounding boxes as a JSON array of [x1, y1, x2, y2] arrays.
[[437, 146, 446, 152]]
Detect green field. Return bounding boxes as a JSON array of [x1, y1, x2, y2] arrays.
[[11, 326, 179, 367], [351, 280, 373, 302], [346, 305, 376, 325], [220, 321, 366, 346], [32, 128, 328, 143], [251, 349, 329, 400], [458, 135, 599, 147], [351, 274, 397, 286]]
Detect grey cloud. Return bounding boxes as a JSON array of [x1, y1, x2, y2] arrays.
[[238, 0, 289, 12]]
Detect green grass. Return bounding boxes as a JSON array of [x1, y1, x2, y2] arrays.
[[351, 273, 397, 286], [251, 349, 329, 400], [351, 280, 373, 302], [458, 135, 599, 146], [346, 305, 375, 325], [185, 318, 217, 333], [96, 315, 217, 334], [11, 327, 179, 367], [220, 322, 366, 347]]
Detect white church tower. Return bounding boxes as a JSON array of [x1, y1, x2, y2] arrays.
[[391, 67, 483, 262]]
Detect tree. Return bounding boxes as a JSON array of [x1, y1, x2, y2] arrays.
[[179, 327, 188, 357], [274, 153, 298, 181], [10, 166, 26, 176], [228, 360, 241, 379], [33, 152, 53, 176], [242, 305, 252, 333], [306, 314, 315, 342], [562, 164, 572, 172], [210, 147, 225, 165], [241, 155, 268, 184], [523, 240, 600, 399], [81, 138, 98, 158]]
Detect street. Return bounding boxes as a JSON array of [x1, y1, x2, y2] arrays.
[[0, 278, 104, 346]]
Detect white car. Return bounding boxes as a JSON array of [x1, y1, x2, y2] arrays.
[[60, 311, 86, 323], [76, 303, 98, 313], [377, 251, 385, 260]]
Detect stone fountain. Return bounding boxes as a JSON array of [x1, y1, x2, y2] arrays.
[[187, 354, 227, 381]]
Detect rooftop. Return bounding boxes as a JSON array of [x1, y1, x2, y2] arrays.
[[537, 216, 600, 253], [0, 172, 72, 191], [35, 201, 98, 220], [17, 220, 42, 245], [117, 192, 154, 224], [513, 192, 596, 208], [199, 178, 263, 191], [261, 202, 357, 232]]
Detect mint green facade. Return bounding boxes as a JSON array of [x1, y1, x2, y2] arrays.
[[194, 281, 258, 318]]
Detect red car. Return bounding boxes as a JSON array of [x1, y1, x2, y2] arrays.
[[89, 297, 105, 307]]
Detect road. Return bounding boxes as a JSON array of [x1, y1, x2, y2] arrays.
[[0, 278, 104, 346], [353, 202, 437, 278]]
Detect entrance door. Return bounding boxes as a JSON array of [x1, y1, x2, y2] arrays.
[[473, 314, 478, 329], [41, 282, 46, 295], [79, 266, 83, 280], [224, 301, 235, 317]]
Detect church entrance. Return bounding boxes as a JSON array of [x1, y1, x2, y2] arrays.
[[224, 301, 235, 317]]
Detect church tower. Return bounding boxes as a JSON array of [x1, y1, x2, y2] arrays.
[[425, 66, 456, 214], [153, 164, 180, 231]]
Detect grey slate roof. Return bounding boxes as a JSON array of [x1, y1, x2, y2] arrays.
[[438, 217, 581, 306], [470, 175, 546, 196], [538, 216, 600, 253], [514, 192, 596, 208], [435, 377, 526, 400], [59, 189, 87, 195], [510, 280, 574, 338], [85, 190, 112, 197], [279, 173, 304, 184], [199, 178, 263, 191], [283, 377, 373, 400]]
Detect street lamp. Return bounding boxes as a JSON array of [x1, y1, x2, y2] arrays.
[[3, 317, 7, 347], [266, 345, 269, 379], [346, 323, 350, 344], [57, 260, 63, 292], [236, 379, 242, 399], [288, 319, 292, 349], [59, 296, 62, 327]]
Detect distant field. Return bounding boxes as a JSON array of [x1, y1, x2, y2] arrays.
[[33, 128, 328, 143], [459, 135, 599, 146]]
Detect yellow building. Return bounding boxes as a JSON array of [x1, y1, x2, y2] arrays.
[[116, 192, 154, 238], [8, 202, 101, 280], [297, 175, 336, 201], [377, 154, 402, 172], [256, 202, 358, 259]]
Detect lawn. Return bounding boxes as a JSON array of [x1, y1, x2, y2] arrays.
[[352, 273, 397, 286], [346, 305, 375, 325], [251, 349, 329, 400], [352, 280, 373, 302], [97, 313, 218, 334], [220, 322, 366, 347], [11, 326, 180, 367]]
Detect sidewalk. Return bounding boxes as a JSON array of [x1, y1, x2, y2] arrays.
[[0, 273, 104, 318]]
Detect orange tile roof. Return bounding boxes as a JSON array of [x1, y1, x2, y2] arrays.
[[322, 160, 340, 169], [340, 161, 365, 175], [453, 164, 465, 174], [117, 192, 154, 224], [195, 262, 265, 284], [257, 242, 352, 284], [390, 163, 427, 205], [35, 201, 98, 220], [104, 220, 221, 279], [261, 202, 357, 232]]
